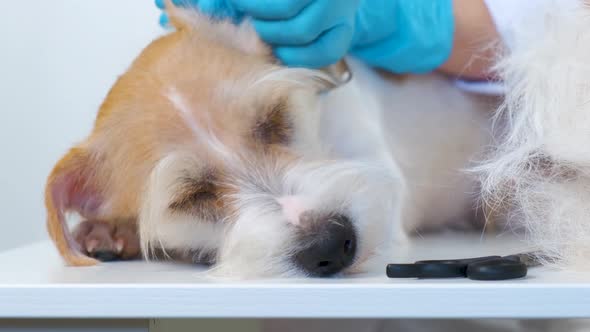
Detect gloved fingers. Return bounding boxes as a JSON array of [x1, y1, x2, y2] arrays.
[[274, 24, 353, 68], [159, 12, 171, 28], [229, 0, 313, 20], [351, 0, 397, 47], [350, 0, 454, 74], [253, 0, 341, 46]]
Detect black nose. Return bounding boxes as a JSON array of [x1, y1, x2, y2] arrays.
[[293, 214, 357, 277]]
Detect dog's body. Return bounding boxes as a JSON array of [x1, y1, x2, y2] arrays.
[[45, 5, 497, 278], [322, 59, 491, 233]]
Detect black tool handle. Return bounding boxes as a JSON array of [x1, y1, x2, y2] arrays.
[[466, 258, 528, 280]]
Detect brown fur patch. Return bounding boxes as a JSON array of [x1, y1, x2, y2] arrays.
[[168, 169, 227, 221], [253, 99, 293, 145]]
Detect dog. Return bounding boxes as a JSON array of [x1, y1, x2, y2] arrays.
[[44, 2, 498, 278], [478, 0, 590, 269]]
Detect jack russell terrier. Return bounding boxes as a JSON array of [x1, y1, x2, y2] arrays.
[[44, 1, 590, 277]]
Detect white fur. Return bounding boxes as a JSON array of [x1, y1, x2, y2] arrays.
[[478, 0, 590, 268], [252, 67, 339, 92], [322, 58, 491, 232], [138, 1, 590, 277], [140, 58, 492, 278], [138, 8, 494, 278], [211, 160, 402, 278], [140, 153, 227, 261]]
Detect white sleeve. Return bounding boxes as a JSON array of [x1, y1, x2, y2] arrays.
[[454, 80, 504, 96], [454, 0, 556, 95]]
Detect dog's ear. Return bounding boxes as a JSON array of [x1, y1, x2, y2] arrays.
[[45, 146, 106, 266], [164, 0, 271, 58]]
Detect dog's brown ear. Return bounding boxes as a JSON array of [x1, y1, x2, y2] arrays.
[[163, 0, 191, 32], [45, 147, 105, 266], [164, 0, 271, 58]]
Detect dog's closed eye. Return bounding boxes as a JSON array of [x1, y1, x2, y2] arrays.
[[169, 170, 224, 220], [254, 100, 293, 145]]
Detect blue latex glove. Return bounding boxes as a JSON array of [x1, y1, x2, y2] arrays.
[[156, 0, 359, 68], [351, 0, 455, 74], [156, 0, 455, 73]]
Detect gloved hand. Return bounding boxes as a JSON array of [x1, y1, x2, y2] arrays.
[[155, 0, 455, 74], [350, 0, 455, 74], [156, 0, 359, 68]]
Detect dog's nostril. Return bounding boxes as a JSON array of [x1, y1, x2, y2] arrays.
[[293, 214, 357, 277], [344, 240, 352, 253]]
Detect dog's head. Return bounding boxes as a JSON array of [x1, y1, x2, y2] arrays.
[[45, 4, 399, 278]]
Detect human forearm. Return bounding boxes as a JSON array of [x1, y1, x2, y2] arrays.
[[438, 0, 501, 80]]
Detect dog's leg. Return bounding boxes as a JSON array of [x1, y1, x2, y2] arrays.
[[71, 219, 140, 261], [45, 146, 143, 265]]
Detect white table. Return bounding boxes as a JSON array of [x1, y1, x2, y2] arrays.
[[1, 232, 589, 323]]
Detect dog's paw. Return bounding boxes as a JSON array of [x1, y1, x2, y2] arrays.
[[72, 220, 140, 261]]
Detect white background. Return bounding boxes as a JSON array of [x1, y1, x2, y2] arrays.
[[0, 1, 163, 250]]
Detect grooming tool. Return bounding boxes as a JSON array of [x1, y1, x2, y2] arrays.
[[386, 252, 543, 281]]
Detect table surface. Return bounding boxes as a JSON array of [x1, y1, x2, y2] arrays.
[[1, 233, 589, 319]]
